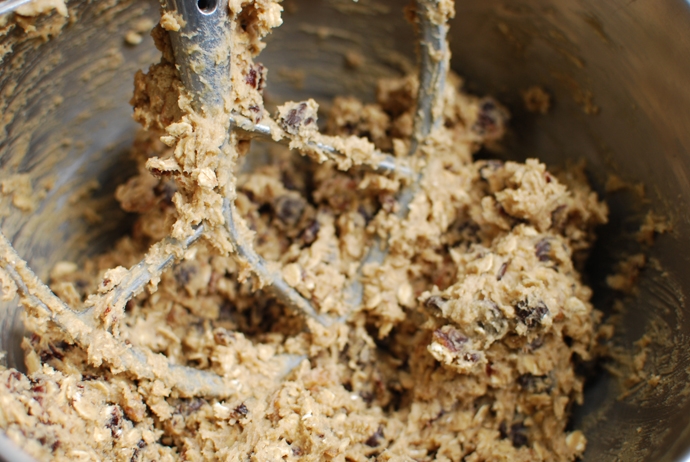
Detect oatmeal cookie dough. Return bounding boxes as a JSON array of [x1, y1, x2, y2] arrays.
[[0, 1, 609, 461]]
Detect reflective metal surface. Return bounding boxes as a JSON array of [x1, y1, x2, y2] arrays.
[[0, 0, 689, 460]]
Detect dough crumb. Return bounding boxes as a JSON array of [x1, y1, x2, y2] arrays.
[[606, 253, 646, 293], [124, 30, 143, 46], [1, 174, 48, 212], [523, 85, 551, 114], [159, 11, 183, 32], [344, 50, 365, 69], [14, 0, 67, 18], [637, 211, 671, 245]]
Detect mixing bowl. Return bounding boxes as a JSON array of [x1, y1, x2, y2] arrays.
[[0, 0, 688, 460]]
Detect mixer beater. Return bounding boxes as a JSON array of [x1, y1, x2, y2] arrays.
[[0, 0, 453, 399]]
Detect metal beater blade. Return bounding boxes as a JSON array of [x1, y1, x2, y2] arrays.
[[345, 0, 452, 310]]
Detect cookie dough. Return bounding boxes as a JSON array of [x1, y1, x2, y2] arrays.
[[0, 1, 610, 461]]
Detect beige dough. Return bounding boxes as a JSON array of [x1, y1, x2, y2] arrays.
[[0, 1, 611, 461]]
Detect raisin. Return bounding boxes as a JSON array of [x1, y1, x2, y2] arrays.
[[496, 261, 509, 281], [365, 425, 384, 447], [527, 337, 544, 351], [357, 205, 373, 223], [515, 300, 549, 328], [380, 193, 396, 213], [479, 160, 504, 180], [244, 63, 265, 91], [174, 263, 197, 286], [155, 180, 177, 203], [234, 403, 249, 416], [551, 205, 567, 229], [485, 363, 495, 376], [463, 352, 480, 362], [359, 391, 374, 404], [213, 328, 235, 346], [285, 104, 306, 125], [301, 220, 320, 245], [432, 327, 468, 352], [517, 373, 553, 393], [510, 422, 529, 448], [131, 440, 146, 462], [280, 102, 316, 134], [535, 239, 551, 262], [471, 98, 508, 140], [499, 421, 508, 439], [178, 398, 206, 416], [423, 295, 448, 316], [105, 406, 123, 438], [40, 343, 65, 362], [8, 371, 22, 385], [31, 384, 45, 394], [274, 195, 306, 226]]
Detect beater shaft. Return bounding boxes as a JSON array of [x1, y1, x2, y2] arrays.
[[346, 0, 452, 309]]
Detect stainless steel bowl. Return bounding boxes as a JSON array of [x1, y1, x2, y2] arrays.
[[0, 0, 689, 460]]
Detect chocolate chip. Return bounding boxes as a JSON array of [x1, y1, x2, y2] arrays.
[[432, 327, 468, 352], [515, 300, 549, 328], [535, 239, 551, 262], [365, 425, 384, 447]]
